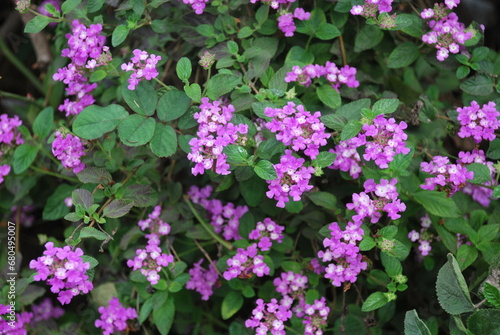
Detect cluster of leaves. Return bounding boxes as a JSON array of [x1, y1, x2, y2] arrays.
[[1, 0, 500, 334]]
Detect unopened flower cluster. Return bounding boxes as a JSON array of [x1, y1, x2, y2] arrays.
[[264, 102, 330, 159], [51, 131, 86, 173], [188, 185, 248, 241], [0, 114, 24, 183], [408, 214, 435, 257], [53, 20, 110, 116], [95, 297, 137, 335], [457, 101, 500, 143], [458, 150, 497, 207], [29, 242, 93, 305], [127, 206, 174, 285], [223, 218, 284, 280], [420, 156, 473, 195], [186, 259, 219, 300], [188, 98, 248, 176], [420, 1, 471, 61], [285, 62, 359, 90], [266, 150, 315, 208], [121, 49, 161, 90]]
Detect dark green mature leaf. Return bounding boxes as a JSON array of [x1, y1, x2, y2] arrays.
[[413, 191, 460, 218], [103, 199, 133, 218], [341, 121, 362, 141], [149, 124, 177, 158], [460, 75, 494, 96], [79, 227, 108, 241], [436, 254, 475, 315], [33, 107, 54, 138], [118, 115, 155, 147], [13, 144, 38, 174], [24, 16, 51, 34], [315, 23, 341, 40], [73, 104, 128, 140], [224, 145, 248, 164], [139, 297, 154, 324], [372, 99, 400, 116], [483, 283, 500, 308], [43, 184, 73, 220], [257, 138, 285, 160], [404, 310, 432, 335], [467, 310, 500, 335], [112, 25, 129, 47], [487, 139, 500, 159], [456, 244, 478, 270], [388, 42, 420, 68], [317, 85, 341, 108], [254, 160, 277, 180], [122, 81, 157, 116], [471, 46, 490, 62], [61, 0, 81, 13], [312, 151, 336, 168], [157, 90, 191, 121], [153, 295, 175, 335], [285, 46, 314, 66], [466, 163, 492, 184], [89, 69, 106, 82], [206, 74, 242, 100], [123, 184, 158, 207], [361, 292, 389, 312], [308, 192, 336, 210], [72, 189, 93, 210], [77, 167, 112, 184], [184, 83, 201, 102], [221, 291, 244, 320], [240, 176, 266, 206], [87, 0, 106, 12], [359, 237, 376, 251], [355, 24, 384, 52], [176, 57, 192, 81]]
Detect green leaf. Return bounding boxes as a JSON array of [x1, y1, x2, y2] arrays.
[[372, 99, 400, 116], [123, 184, 158, 207], [196, 24, 215, 37], [176, 57, 192, 81], [61, 0, 81, 13], [361, 292, 389, 312], [64, 212, 82, 222], [466, 163, 492, 184], [24, 16, 51, 34], [206, 74, 242, 100], [487, 139, 500, 159], [285, 46, 314, 66], [380, 226, 398, 239], [460, 75, 494, 96], [413, 191, 460, 218], [359, 236, 376, 251], [456, 244, 478, 270], [13, 144, 38, 174], [456, 66, 470, 80], [387, 42, 420, 68], [118, 115, 155, 147], [467, 309, 500, 335], [43, 184, 73, 220], [308, 191, 336, 210], [404, 310, 432, 335], [483, 283, 500, 308], [478, 224, 499, 243], [317, 85, 341, 109], [341, 121, 362, 141], [76, 167, 112, 184], [315, 23, 341, 40], [72, 189, 93, 210], [471, 46, 490, 62], [257, 138, 285, 160], [149, 124, 177, 158], [227, 41, 239, 55], [33, 107, 54, 138], [79, 227, 108, 241], [436, 254, 475, 315], [153, 295, 175, 335], [112, 25, 129, 47], [381, 253, 402, 278], [184, 84, 201, 102], [224, 145, 248, 164], [103, 199, 133, 218], [73, 104, 128, 140], [89, 69, 107, 82], [254, 160, 277, 180], [122, 81, 158, 116], [312, 151, 336, 168], [238, 26, 254, 39], [240, 176, 266, 206], [221, 291, 244, 320], [355, 24, 384, 52], [139, 297, 154, 324], [87, 0, 106, 12], [157, 90, 191, 121]]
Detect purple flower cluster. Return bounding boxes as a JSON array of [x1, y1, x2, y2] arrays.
[[177, 0, 210, 14], [188, 98, 248, 176], [346, 178, 406, 224], [420, 1, 472, 61], [186, 259, 219, 300], [458, 150, 497, 207], [0, 304, 32, 335], [457, 101, 500, 143], [223, 243, 270, 280], [266, 150, 315, 208], [121, 49, 161, 90], [10, 205, 36, 228], [350, 0, 393, 16], [303, 297, 330, 335], [420, 156, 473, 195], [318, 222, 367, 287], [264, 102, 330, 159], [285, 62, 359, 90], [277, 8, 311, 37], [53, 20, 109, 116], [328, 138, 363, 179], [188, 185, 248, 241], [29, 242, 94, 305], [95, 297, 138, 335], [30, 298, 64, 325], [245, 298, 292, 335], [51, 131, 86, 174], [248, 218, 285, 251], [273, 271, 308, 302], [0, 113, 24, 149], [408, 214, 434, 257], [127, 206, 175, 285]]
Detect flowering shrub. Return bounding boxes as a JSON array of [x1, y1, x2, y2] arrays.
[[1, 0, 500, 334]]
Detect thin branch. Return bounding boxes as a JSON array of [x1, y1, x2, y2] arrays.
[[193, 239, 223, 278]]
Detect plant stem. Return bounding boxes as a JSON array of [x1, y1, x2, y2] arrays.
[[153, 77, 172, 90], [184, 196, 234, 250], [339, 35, 347, 66], [30, 165, 79, 182], [0, 38, 45, 94], [0, 90, 43, 107]]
